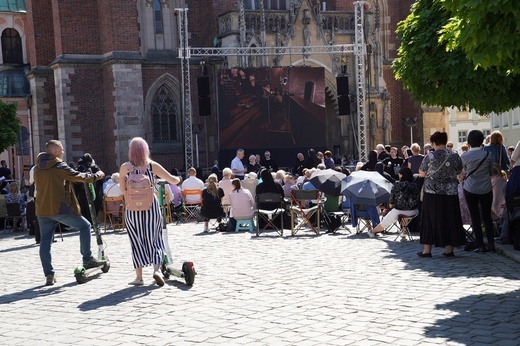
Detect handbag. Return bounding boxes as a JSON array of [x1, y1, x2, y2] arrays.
[[420, 152, 451, 201]]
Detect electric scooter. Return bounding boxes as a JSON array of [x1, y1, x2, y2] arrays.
[[74, 180, 110, 283], [156, 180, 196, 286]]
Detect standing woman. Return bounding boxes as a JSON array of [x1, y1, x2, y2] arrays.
[[484, 130, 510, 171], [461, 130, 495, 252], [418, 132, 465, 257], [119, 137, 180, 286]]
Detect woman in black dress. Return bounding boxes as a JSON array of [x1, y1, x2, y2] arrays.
[[200, 174, 225, 232], [418, 132, 465, 257]]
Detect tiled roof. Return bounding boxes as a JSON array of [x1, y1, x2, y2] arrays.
[[0, 0, 26, 13]]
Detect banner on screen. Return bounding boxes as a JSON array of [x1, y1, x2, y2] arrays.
[[218, 67, 326, 149]]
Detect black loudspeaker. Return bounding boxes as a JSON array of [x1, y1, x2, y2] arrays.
[[199, 96, 211, 116], [338, 95, 351, 116], [197, 76, 210, 97], [336, 76, 349, 96]]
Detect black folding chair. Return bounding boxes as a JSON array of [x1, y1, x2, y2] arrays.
[[255, 192, 285, 236]]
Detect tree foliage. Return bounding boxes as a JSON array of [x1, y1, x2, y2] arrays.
[[440, 0, 520, 74], [0, 100, 21, 153], [392, 0, 520, 114]]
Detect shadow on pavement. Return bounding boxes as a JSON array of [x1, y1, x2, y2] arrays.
[[380, 236, 520, 280], [0, 282, 77, 304], [424, 289, 520, 345], [78, 286, 153, 311]]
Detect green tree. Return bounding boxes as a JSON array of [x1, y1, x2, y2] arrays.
[[440, 0, 520, 73], [0, 100, 21, 153], [392, 0, 520, 114]]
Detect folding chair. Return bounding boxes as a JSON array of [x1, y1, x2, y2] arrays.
[[182, 189, 203, 222], [4, 202, 27, 232], [256, 192, 285, 236], [351, 204, 380, 235], [103, 196, 125, 231], [290, 189, 323, 236], [393, 212, 419, 241]]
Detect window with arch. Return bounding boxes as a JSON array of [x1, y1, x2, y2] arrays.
[[1, 28, 23, 65], [151, 84, 179, 143], [154, 0, 164, 34]]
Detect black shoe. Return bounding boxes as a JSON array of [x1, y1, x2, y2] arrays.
[[442, 252, 455, 258], [473, 246, 489, 253], [417, 251, 432, 258], [487, 244, 496, 253], [83, 258, 106, 269]]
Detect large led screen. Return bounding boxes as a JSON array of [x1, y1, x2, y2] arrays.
[[218, 67, 326, 149]]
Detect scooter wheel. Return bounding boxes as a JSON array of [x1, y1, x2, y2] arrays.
[[75, 273, 86, 284], [182, 261, 195, 286], [101, 262, 110, 273]]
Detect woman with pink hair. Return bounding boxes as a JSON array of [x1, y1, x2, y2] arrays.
[[119, 137, 180, 286]]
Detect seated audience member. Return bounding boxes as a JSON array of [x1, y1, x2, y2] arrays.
[[6, 181, 27, 214], [383, 147, 404, 181], [104, 173, 123, 197], [360, 150, 378, 171], [323, 150, 335, 170], [368, 167, 419, 237], [293, 152, 306, 176], [256, 168, 285, 229], [200, 174, 225, 232], [305, 148, 321, 169], [282, 174, 298, 198], [260, 151, 279, 172], [169, 178, 183, 220], [296, 168, 308, 186], [103, 172, 124, 213], [407, 143, 424, 174], [302, 168, 317, 190], [219, 167, 234, 209], [375, 162, 395, 184], [228, 178, 255, 231], [181, 167, 205, 204], [242, 172, 258, 202], [246, 154, 261, 174], [376, 144, 389, 161], [274, 170, 286, 185]]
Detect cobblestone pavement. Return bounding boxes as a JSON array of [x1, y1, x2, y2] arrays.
[[0, 223, 519, 346]]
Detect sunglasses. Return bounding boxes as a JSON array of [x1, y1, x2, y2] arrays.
[[447, 145, 453, 148]]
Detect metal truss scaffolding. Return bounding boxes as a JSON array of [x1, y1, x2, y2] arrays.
[[176, 2, 367, 170]]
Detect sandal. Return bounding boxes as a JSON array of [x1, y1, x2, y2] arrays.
[[128, 279, 144, 286]]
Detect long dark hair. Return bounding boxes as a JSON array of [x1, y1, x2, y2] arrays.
[[398, 166, 414, 183]]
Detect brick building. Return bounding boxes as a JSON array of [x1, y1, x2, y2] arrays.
[[2, 0, 423, 178]]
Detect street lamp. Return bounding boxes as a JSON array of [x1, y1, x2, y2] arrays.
[[405, 117, 418, 146]]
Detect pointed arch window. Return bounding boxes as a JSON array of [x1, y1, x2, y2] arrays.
[[1, 28, 23, 65], [151, 84, 179, 143], [154, 0, 164, 34]]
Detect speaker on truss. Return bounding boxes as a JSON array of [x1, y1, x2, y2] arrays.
[[337, 95, 351, 116], [336, 76, 350, 96], [199, 96, 211, 116], [197, 76, 210, 97]]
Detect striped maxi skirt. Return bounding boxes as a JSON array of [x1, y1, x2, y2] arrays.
[[125, 197, 165, 269]]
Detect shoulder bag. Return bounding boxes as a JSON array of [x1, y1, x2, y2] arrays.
[[420, 151, 451, 201]]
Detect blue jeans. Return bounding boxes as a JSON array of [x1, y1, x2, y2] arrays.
[[37, 214, 94, 276]]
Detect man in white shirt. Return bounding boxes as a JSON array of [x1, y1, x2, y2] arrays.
[[181, 167, 205, 203], [231, 149, 247, 180]]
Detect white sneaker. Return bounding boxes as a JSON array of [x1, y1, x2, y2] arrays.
[[153, 272, 165, 287], [367, 229, 375, 238], [203, 224, 209, 233]]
